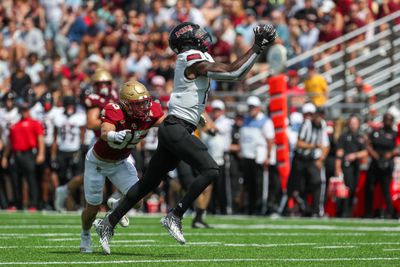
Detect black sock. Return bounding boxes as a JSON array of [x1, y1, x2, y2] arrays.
[[108, 178, 158, 227], [195, 208, 204, 221], [172, 169, 217, 218]]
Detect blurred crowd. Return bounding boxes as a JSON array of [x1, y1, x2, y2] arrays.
[[0, 0, 399, 218], [1, 0, 399, 100]]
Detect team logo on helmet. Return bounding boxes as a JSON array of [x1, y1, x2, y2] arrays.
[[175, 25, 193, 37], [119, 80, 152, 120]]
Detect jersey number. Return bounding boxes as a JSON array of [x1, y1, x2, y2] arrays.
[[107, 130, 148, 150]]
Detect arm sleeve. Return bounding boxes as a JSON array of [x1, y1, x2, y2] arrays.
[[207, 53, 259, 81]]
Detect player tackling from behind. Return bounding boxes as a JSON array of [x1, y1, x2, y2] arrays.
[[94, 22, 276, 253], [80, 80, 164, 253]]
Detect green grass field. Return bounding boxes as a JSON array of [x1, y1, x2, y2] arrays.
[[0, 212, 400, 266]]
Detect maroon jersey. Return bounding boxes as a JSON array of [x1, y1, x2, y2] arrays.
[[93, 101, 163, 161], [84, 90, 119, 137]]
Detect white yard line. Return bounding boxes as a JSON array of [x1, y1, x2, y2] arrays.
[[1, 232, 398, 238], [383, 248, 400, 251], [110, 240, 156, 243], [0, 242, 398, 249], [1, 223, 400, 231], [315, 246, 356, 249], [46, 238, 156, 243], [0, 258, 400, 265], [0, 225, 80, 229], [224, 243, 317, 248], [213, 224, 400, 232]]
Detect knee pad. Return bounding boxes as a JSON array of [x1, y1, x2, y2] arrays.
[[200, 168, 220, 184]]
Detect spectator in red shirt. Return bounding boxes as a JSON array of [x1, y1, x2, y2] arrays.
[[1, 102, 45, 211]]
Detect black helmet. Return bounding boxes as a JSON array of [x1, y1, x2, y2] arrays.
[[40, 92, 53, 112], [168, 22, 212, 54], [3, 92, 16, 102], [63, 95, 76, 108]]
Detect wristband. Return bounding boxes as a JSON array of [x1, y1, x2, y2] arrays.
[[107, 131, 117, 142], [252, 44, 262, 54]]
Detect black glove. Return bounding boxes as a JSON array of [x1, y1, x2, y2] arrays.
[[252, 24, 277, 54]]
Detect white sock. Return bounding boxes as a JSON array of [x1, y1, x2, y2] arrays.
[[82, 229, 90, 236]]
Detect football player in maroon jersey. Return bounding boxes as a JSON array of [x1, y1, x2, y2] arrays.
[[55, 68, 119, 212], [81, 80, 164, 253]]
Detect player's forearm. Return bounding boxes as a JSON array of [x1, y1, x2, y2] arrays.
[[207, 49, 259, 81], [100, 122, 117, 142]]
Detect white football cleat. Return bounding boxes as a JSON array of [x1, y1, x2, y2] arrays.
[[93, 218, 113, 255], [54, 185, 68, 212], [80, 231, 92, 253], [107, 196, 129, 228]]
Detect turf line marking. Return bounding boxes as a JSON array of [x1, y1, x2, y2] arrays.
[[0, 232, 372, 237], [45, 239, 157, 243], [315, 246, 356, 249], [111, 240, 156, 243], [2, 223, 400, 232], [213, 224, 400, 232], [1, 258, 400, 265], [383, 248, 400, 251], [224, 243, 317, 248], [1, 242, 398, 249], [0, 225, 79, 229]]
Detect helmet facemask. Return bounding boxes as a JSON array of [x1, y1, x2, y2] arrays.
[[94, 81, 112, 97], [194, 28, 212, 52], [121, 97, 152, 120]]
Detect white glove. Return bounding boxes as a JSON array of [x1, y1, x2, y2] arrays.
[[107, 130, 131, 143]]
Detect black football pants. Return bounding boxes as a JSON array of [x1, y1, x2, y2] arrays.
[[336, 163, 360, 217], [109, 115, 219, 226], [285, 155, 322, 215], [364, 160, 394, 217], [13, 151, 38, 208]]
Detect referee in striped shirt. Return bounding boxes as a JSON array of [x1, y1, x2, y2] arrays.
[[281, 103, 330, 217]]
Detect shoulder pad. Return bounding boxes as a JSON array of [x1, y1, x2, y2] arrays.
[[85, 94, 101, 108], [101, 103, 124, 124], [179, 49, 213, 67]]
